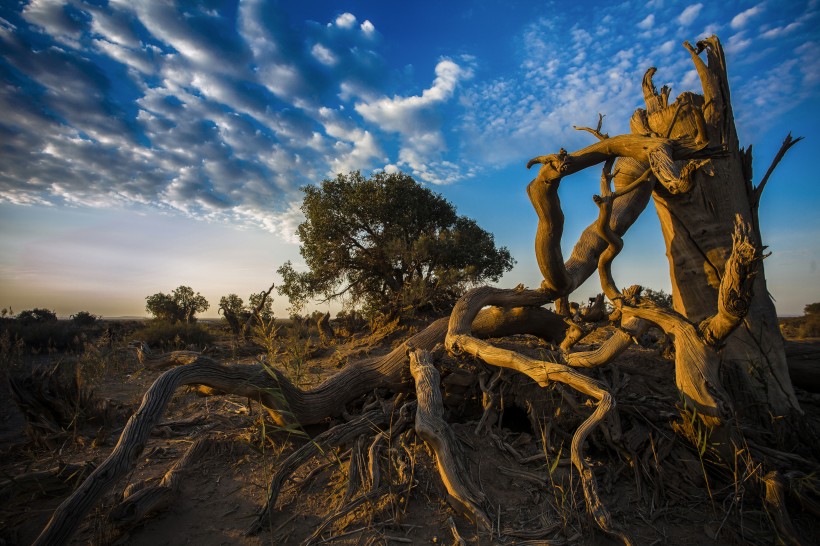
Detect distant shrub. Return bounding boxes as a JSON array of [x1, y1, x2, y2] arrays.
[[642, 288, 673, 309], [335, 309, 367, 336], [17, 308, 58, 324], [128, 320, 214, 350], [780, 302, 820, 339], [71, 311, 100, 326], [0, 310, 109, 352]]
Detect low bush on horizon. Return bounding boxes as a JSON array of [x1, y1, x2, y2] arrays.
[[128, 320, 214, 351], [780, 302, 820, 339]]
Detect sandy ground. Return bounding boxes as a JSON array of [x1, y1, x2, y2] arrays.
[[1, 326, 819, 545]]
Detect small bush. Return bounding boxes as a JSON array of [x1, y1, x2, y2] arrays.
[[780, 302, 820, 339], [17, 308, 58, 325], [0, 320, 85, 351], [71, 311, 100, 326], [128, 320, 214, 350]]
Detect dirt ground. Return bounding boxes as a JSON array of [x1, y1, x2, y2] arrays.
[[1, 324, 819, 546]]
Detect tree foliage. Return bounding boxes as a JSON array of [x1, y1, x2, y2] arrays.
[[70, 311, 100, 326], [16, 308, 58, 324], [278, 171, 515, 317], [641, 288, 673, 309], [145, 286, 209, 323], [218, 287, 275, 338]]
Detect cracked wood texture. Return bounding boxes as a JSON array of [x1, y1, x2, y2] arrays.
[[526, 36, 800, 438], [648, 37, 799, 434]]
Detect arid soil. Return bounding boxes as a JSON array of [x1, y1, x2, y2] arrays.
[[1, 323, 819, 545]]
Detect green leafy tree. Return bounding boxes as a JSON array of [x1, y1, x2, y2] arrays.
[[145, 286, 209, 323], [219, 286, 275, 337], [277, 171, 515, 317], [248, 291, 274, 321], [219, 294, 245, 317], [804, 302, 820, 316]]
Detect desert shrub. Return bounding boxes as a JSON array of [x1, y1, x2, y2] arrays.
[[798, 303, 820, 338], [128, 320, 214, 350], [642, 288, 673, 309], [335, 309, 367, 336], [71, 311, 100, 326], [1, 320, 80, 351], [779, 302, 820, 339], [17, 308, 58, 324]]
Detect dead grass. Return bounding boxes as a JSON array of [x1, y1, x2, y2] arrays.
[[1, 320, 818, 545]]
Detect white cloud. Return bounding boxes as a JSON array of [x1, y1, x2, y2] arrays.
[[335, 13, 357, 29], [677, 3, 703, 26], [637, 14, 655, 30], [761, 21, 802, 39], [355, 60, 471, 184], [731, 5, 764, 29], [311, 43, 338, 65], [360, 20, 375, 35], [725, 32, 752, 55], [22, 0, 86, 46]]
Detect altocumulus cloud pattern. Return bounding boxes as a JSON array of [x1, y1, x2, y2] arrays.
[[0, 0, 817, 241]]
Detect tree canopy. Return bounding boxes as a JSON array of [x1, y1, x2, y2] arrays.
[[278, 171, 514, 316], [145, 286, 209, 323], [218, 289, 275, 337]]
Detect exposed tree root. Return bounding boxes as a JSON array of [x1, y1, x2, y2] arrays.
[[762, 470, 806, 546], [445, 285, 632, 545], [246, 407, 392, 536], [304, 484, 395, 545], [409, 348, 491, 531], [30, 283, 818, 545]]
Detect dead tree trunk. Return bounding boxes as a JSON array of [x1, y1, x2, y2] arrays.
[[526, 35, 803, 444], [644, 38, 801, 439]]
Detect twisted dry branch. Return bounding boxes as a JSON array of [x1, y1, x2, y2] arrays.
[[444, 285, 632, 545]]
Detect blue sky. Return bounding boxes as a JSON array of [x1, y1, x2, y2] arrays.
[[0, 0, 818, 318]]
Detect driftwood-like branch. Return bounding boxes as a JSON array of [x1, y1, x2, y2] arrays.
[[445, 286, 632, 545], [527, 155, 655, 295], [752, 133, 804, 208], [409, 349, 491, 530], [526, 132, 718, 194], [133, 343, 203, 370], [565, 316, 647, 368], [698, 216, 764, 345], [36, 301, 568, 545], [573, 113, 609, 140], [593, 158, 623, 302], [525, 118, 720, 296]]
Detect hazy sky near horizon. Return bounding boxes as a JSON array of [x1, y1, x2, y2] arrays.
[[0, 0, 818, 318]]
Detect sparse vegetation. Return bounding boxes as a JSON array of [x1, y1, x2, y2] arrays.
[[127, 320, 213, 350], [781, 301, 820, 339], [218, 284, 275, 339]]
